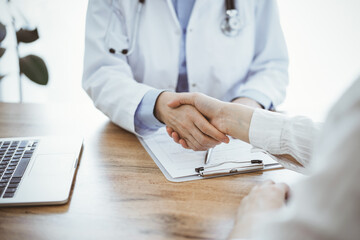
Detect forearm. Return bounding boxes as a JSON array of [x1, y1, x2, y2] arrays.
[[220, 103, 320, 169]]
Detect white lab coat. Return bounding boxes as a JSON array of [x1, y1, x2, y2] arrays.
[[83, 0, 289, 134]]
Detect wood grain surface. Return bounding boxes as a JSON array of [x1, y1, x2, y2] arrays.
[[0, 103, 303, 240]]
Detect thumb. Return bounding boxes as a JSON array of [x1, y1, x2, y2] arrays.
[[277, 183, 290, 200], [167, 93, 196, 108]]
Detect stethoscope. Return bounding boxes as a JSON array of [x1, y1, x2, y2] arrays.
[[109, 0, 241, 56]]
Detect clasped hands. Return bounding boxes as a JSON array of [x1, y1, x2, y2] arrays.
[[154, 91, 256, 151]]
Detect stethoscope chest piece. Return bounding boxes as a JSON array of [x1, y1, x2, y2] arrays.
[[221, 9, 242, 37]]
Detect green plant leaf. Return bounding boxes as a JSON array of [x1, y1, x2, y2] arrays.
[[0, 22, 6, 43], [16, 28, 39, 44], [19, 55, 49, 85], [0, 47, 5, 58]]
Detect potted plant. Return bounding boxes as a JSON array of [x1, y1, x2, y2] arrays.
[[0, 1, 48, 102]]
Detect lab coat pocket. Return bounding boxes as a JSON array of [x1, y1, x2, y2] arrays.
[[105, 6, 129, 54]]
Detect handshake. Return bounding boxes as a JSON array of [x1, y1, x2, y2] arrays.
[[154, 92, 257, 151]]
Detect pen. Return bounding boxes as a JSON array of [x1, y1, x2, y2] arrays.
[[204, 148, 213, 165]]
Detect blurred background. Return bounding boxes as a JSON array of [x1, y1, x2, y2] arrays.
[[0, 0, 359, 122]]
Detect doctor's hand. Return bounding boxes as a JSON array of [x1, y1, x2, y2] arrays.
[[166, 93, 255, 148], [154, 92, 229, 151], [228, 180, 289, 239]]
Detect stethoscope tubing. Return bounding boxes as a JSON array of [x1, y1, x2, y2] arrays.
[[122, 0, 144, 55], [225, 0, 235, 10], [112, 0, 239, 56]]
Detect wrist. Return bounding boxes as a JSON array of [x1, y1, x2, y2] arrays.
[[232, 97, 263, 109], [221, 103, 254, 142], [154, 92, 166, 123], [154, 91, 173, 123]]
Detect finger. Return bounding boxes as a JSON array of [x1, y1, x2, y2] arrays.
[[166, 126, 174, 137], [183, 137, 199, 151], [276, 183, 290, 192], [182, 131, 206, 151], [169, 124, 202, 150], [190, 125, 221, 149], [171, 135, 180, 145], [171, 132, 181, 143], [171, 115, 208, 151], [276, 183, 290, 198], [167, 93, 196, 108], [194, 114, 229, 143], [179, 139, 190, 149], [180, 112, 220, 150], [262, 180, 276, 186], [186, 133, 212, 151]]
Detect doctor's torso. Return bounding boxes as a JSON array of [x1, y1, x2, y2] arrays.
[[106, 0, 257, 100]]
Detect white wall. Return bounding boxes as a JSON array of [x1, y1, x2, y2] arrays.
[[0, 0, 89, 105], [0, 0, 360, 121], [277, 0, 360, 120]]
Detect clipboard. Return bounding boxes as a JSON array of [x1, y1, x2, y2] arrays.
[[139, 137, 202, 182], [138, 128, 282, 182], [139, 137, 282, 182]]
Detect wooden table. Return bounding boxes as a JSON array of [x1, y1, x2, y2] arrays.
[[0, 103, 302, 240]]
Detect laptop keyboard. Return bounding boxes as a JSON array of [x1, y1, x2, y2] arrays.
[[0, 140, 38, 199]]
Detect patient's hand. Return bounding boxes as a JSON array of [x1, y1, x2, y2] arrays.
[[228, 180, 289, 239], [232, 97, 263, 109]]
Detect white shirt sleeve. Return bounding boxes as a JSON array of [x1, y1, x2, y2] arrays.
[[246, 78, 360, 240], [249, 109, 322, 172]]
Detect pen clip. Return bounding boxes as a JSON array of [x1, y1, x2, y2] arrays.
[[195, 167, 204, 173]]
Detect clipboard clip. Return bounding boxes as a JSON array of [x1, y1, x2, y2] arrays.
[[195, 160, 263, 177]]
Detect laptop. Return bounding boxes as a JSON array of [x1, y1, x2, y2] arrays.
[[0, 136, 83, 207]]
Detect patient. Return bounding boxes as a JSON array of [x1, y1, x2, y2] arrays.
[[166, 78, 360, 239]]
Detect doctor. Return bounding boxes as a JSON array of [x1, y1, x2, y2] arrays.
[[83, 0, 289, 151]]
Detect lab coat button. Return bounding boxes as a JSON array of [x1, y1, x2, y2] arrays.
[[192, 83, 197, 87]]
